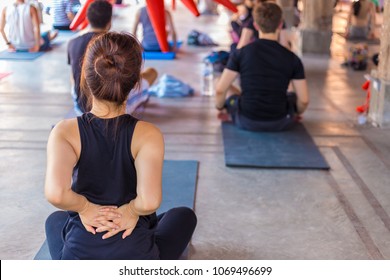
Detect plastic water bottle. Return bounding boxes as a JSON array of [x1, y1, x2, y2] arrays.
[[202, 60, 214, 96]]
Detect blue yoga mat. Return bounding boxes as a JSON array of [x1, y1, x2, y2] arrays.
[[142, 41, 183, 60], [222, 122, 330, 170], [34, 159, 198, 260], [0, 50, 44, 60], [143, 51, 176, 60]]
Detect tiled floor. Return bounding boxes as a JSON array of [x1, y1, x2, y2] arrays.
[[0, 1, 389, 260]]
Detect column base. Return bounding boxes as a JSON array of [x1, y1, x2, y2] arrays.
[[300, 30, 332, 55], [369, 71, 390, 128]]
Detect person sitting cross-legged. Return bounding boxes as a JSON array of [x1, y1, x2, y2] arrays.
[[0, 0, 58, 53], [68, 1, 157, 116], [215, 2, 309, 132]]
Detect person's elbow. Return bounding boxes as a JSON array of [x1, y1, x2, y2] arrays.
[[138, 192, 162, 213], [45, 185, 67, 207], [297, 99, 309, 114], [44, 176, 71, 207]]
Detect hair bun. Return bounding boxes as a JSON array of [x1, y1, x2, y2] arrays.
[[94, 54, 125, 78]]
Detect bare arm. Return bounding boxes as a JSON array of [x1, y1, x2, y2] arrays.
[[369, 2, 376, 38], [132, 9, 141, 37], [237, 27, 253, 49], [131, 122, 164, 215], [291, 79, 309, 114], [345, 3, 353, 35], [215, 68, 239, 109], [0, 8, 10, 47], [30, 6, 41, 52], [98, 121, 164, 239], [165, 10, 177, 50]]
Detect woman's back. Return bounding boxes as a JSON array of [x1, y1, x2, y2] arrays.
[[62, 113, 160, 260], [352, 0, 373, 26]]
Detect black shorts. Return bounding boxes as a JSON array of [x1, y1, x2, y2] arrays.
[[224, 93, 297, 132]]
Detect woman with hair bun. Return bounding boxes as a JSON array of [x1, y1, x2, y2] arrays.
[[44, 32, 197, 260]]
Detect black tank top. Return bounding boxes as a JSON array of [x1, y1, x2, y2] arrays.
[[72, 113, 137, 205], [62, 113, 159, 260]]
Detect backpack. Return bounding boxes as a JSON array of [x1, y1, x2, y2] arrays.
[[345, 44, 368, 71], [205, 51, 230, 73]]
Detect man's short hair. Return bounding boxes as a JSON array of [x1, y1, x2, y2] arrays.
[[87, 0, 113, 29], [253, 2, 283, 34]]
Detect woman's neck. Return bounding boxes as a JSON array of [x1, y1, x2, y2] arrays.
[[90, 99, 126, 119]]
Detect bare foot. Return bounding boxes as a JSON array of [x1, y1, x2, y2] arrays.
[[217, 110, 232, 122], [49, 30, 59, 41]]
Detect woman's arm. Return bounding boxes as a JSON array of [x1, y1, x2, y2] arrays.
[[45, 120, 120, 235], [368, 2, 376, 38], [97, 121, 164, 239], [236, 27, 254, 49], [131, 122, 164, 214], [131, 9, 141, 37], [29, 5, 41, 52], [165, 10, 177, 51], [345, 2, 353, 36]]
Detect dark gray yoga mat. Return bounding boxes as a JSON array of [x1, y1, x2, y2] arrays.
[[335, 32, 380, 45], [34, 159, 198, 260], [222, 122, 330, 170]]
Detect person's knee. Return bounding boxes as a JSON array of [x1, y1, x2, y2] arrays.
[[169, 207, 197, 229], [45, 211, 68, 232], [141, 67, 158, 86]]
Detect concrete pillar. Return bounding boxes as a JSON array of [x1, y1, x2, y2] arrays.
[[300, 0, 334, 54], [368, 0, 390, 127], [277, 0, 296, 28], [198, 0, 218, 14]]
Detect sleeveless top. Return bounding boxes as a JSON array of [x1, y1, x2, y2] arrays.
[[61, 113, 159, 260], [139, 7, 161, 51], [6, 3, 35, 49]]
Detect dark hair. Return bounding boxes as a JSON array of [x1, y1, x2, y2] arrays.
[[80, 32, 142, 111], [353, 0, 362, 16], [253, 2, 283, 34], [87, 0, 113, 29]]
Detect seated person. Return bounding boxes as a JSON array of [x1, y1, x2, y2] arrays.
[[45, 0, 80, 30], [235, 0, 297, 51], [345, 0, 376, 39], [45, 31, 197, 260], [132, 6, 177, 52], [68, 1, 157, 115], [230, 0, 256, 44], [236, 0, 274, 50], [0, 0, 58, 52], [215, 2, 309, 132]]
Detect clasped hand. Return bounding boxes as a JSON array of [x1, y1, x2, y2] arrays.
[[79, 202, 139, 240]]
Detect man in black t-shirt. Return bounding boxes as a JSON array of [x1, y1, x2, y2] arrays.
[[68, 0, 113, 114], [215, 2, 309, 131]]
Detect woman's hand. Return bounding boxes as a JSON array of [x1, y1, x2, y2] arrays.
[[95, 202, 139, 240], [79, 201, 120, 235]]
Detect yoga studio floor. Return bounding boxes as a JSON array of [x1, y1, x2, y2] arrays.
[[1, 1, 390, 260]]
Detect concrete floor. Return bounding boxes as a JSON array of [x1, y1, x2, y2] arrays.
[[1, 2, 390, 260]]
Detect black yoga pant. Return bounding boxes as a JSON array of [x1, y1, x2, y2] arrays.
[[45, 207, 197, 260]]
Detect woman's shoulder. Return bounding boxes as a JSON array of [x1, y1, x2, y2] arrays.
[[50, 118, 79, 141], [134, 121, 163, 139]]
